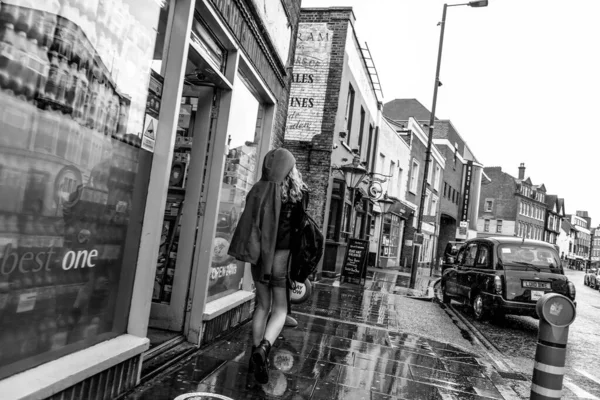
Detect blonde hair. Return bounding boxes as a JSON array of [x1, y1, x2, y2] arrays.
[[281, 165, 307, 203]]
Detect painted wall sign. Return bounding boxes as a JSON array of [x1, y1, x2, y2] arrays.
[[461, 160, 473, 222], [285, 23, 333, 141]]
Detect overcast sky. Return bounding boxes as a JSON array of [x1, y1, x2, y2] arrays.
[[302, 0, 600, 225]]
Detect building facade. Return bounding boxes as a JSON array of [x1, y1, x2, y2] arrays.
[[383, 99, 485, 269], [374, 118, 413, 268], [385, 117, 445, 269], [478, 164, 547, 239], [283, 7, 386, 278], [557, 219, 576, 267], [544, 195, 565, 245], [0, 0, 302, 398], [591, 226, 600, 267], [569, 212, 592, 269]]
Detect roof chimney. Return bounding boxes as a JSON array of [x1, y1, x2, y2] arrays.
[[518, 163, 525, 180]]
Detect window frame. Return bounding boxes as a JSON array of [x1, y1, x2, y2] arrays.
[[344, 84, 355, 143], [409, 158, 420, 194]]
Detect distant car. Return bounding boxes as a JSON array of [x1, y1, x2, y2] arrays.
[[584, 268, 600, 289], [441, 237, 576, 320]]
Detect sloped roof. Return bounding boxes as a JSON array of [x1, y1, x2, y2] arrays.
[[383, 99, 436, 121], [558, 198, 565, 215], [562, 218, 573, 232], [545, 194, 558, 209]]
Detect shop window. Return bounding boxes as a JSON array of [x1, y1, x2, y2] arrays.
[[380, 213, 400, 258], [326, 179, 344, 241], [206, 74, 264, 303], [0, 0, 167, 380], [484, 219, 490, 232], [497, 220, 503, 233]]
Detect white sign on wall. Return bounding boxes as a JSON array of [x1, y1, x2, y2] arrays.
[[285, 23, 333, 142]]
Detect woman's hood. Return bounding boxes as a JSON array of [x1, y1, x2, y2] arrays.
[[261, 148, 296, 183]]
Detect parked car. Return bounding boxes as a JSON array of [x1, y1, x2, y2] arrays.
[[584, 268, 600, 289], [441, 237, 576, 320]]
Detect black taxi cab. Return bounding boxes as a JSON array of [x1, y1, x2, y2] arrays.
[[441, 237, 576, 320]]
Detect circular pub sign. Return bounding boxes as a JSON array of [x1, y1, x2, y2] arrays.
[[174, 394, 234, 400], [535, 293, 576, 328], [368, 181, 383, 200]]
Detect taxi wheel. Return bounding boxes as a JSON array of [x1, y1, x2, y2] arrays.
[[472, 294, 488, 321]]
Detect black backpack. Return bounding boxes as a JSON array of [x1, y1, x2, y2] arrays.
[[289, 203, 324, 283]]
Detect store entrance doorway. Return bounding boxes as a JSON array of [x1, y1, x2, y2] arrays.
[[148, 47, 226, 348]]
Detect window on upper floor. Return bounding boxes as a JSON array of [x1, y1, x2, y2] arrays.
[[379, 153, 386, 177], [409, 159, 419, 193], [485, 199, 493, 213], [424, 190, 431, 215], [443, 182, 447, 197], [397, 167, 403, 194], [426, 160, 433, 184], [345, 84, 355, 142], [484, 219, 490, 232], [433, 164, 441, 192], [357, 107, 365, 155], [431, 195, 438, 216], [497, 220, 503, 233], [365, 124, 374, 170]]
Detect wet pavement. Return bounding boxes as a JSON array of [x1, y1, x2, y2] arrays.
[[125, 269, 523, 400], [448, 269, 600, 399]]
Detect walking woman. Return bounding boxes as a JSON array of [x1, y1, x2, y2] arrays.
[[228, 148, 307, 384]]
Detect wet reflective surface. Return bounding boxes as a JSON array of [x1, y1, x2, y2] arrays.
[[450, 269, 600, 399], [126, 270, 513, 399]]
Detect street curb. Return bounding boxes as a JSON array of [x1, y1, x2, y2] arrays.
[[445, 303, 513, 373]]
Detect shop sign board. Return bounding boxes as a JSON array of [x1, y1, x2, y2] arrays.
[[460, 160, 473, 222], [285, 23, 333, 141], [341, 238, 369, 285]]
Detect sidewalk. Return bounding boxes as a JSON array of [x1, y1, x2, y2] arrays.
[[124, 270, 524, 400]]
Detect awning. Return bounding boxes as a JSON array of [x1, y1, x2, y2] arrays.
[[388, 199, 414, 219]]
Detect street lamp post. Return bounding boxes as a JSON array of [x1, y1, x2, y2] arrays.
[[411, 0, 489, 289]]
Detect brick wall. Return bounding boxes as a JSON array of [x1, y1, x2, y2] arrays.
[[479, 167, 518, 222], [284, 9, 352, 227]]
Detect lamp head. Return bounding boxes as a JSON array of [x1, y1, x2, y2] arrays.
[[468, 0, 488, 7]]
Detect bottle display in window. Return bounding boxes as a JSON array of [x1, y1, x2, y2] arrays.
[[0, 0, 163, 378]]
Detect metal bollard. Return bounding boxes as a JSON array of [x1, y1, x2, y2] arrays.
[[530, 293, 576, 400]]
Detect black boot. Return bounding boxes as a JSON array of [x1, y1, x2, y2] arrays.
[[248, 345, 257, 373], [251, 339, 271, 384]]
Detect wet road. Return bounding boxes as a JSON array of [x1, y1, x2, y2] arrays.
[[450, 269, 600, 399], [126, 271, 523, 399]]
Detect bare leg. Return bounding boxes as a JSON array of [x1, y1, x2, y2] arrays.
[[263, 286, 288, 345], [252, 281, 271, 347]]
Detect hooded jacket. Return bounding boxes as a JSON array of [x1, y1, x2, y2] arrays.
[[228, 148, 296, 283]]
